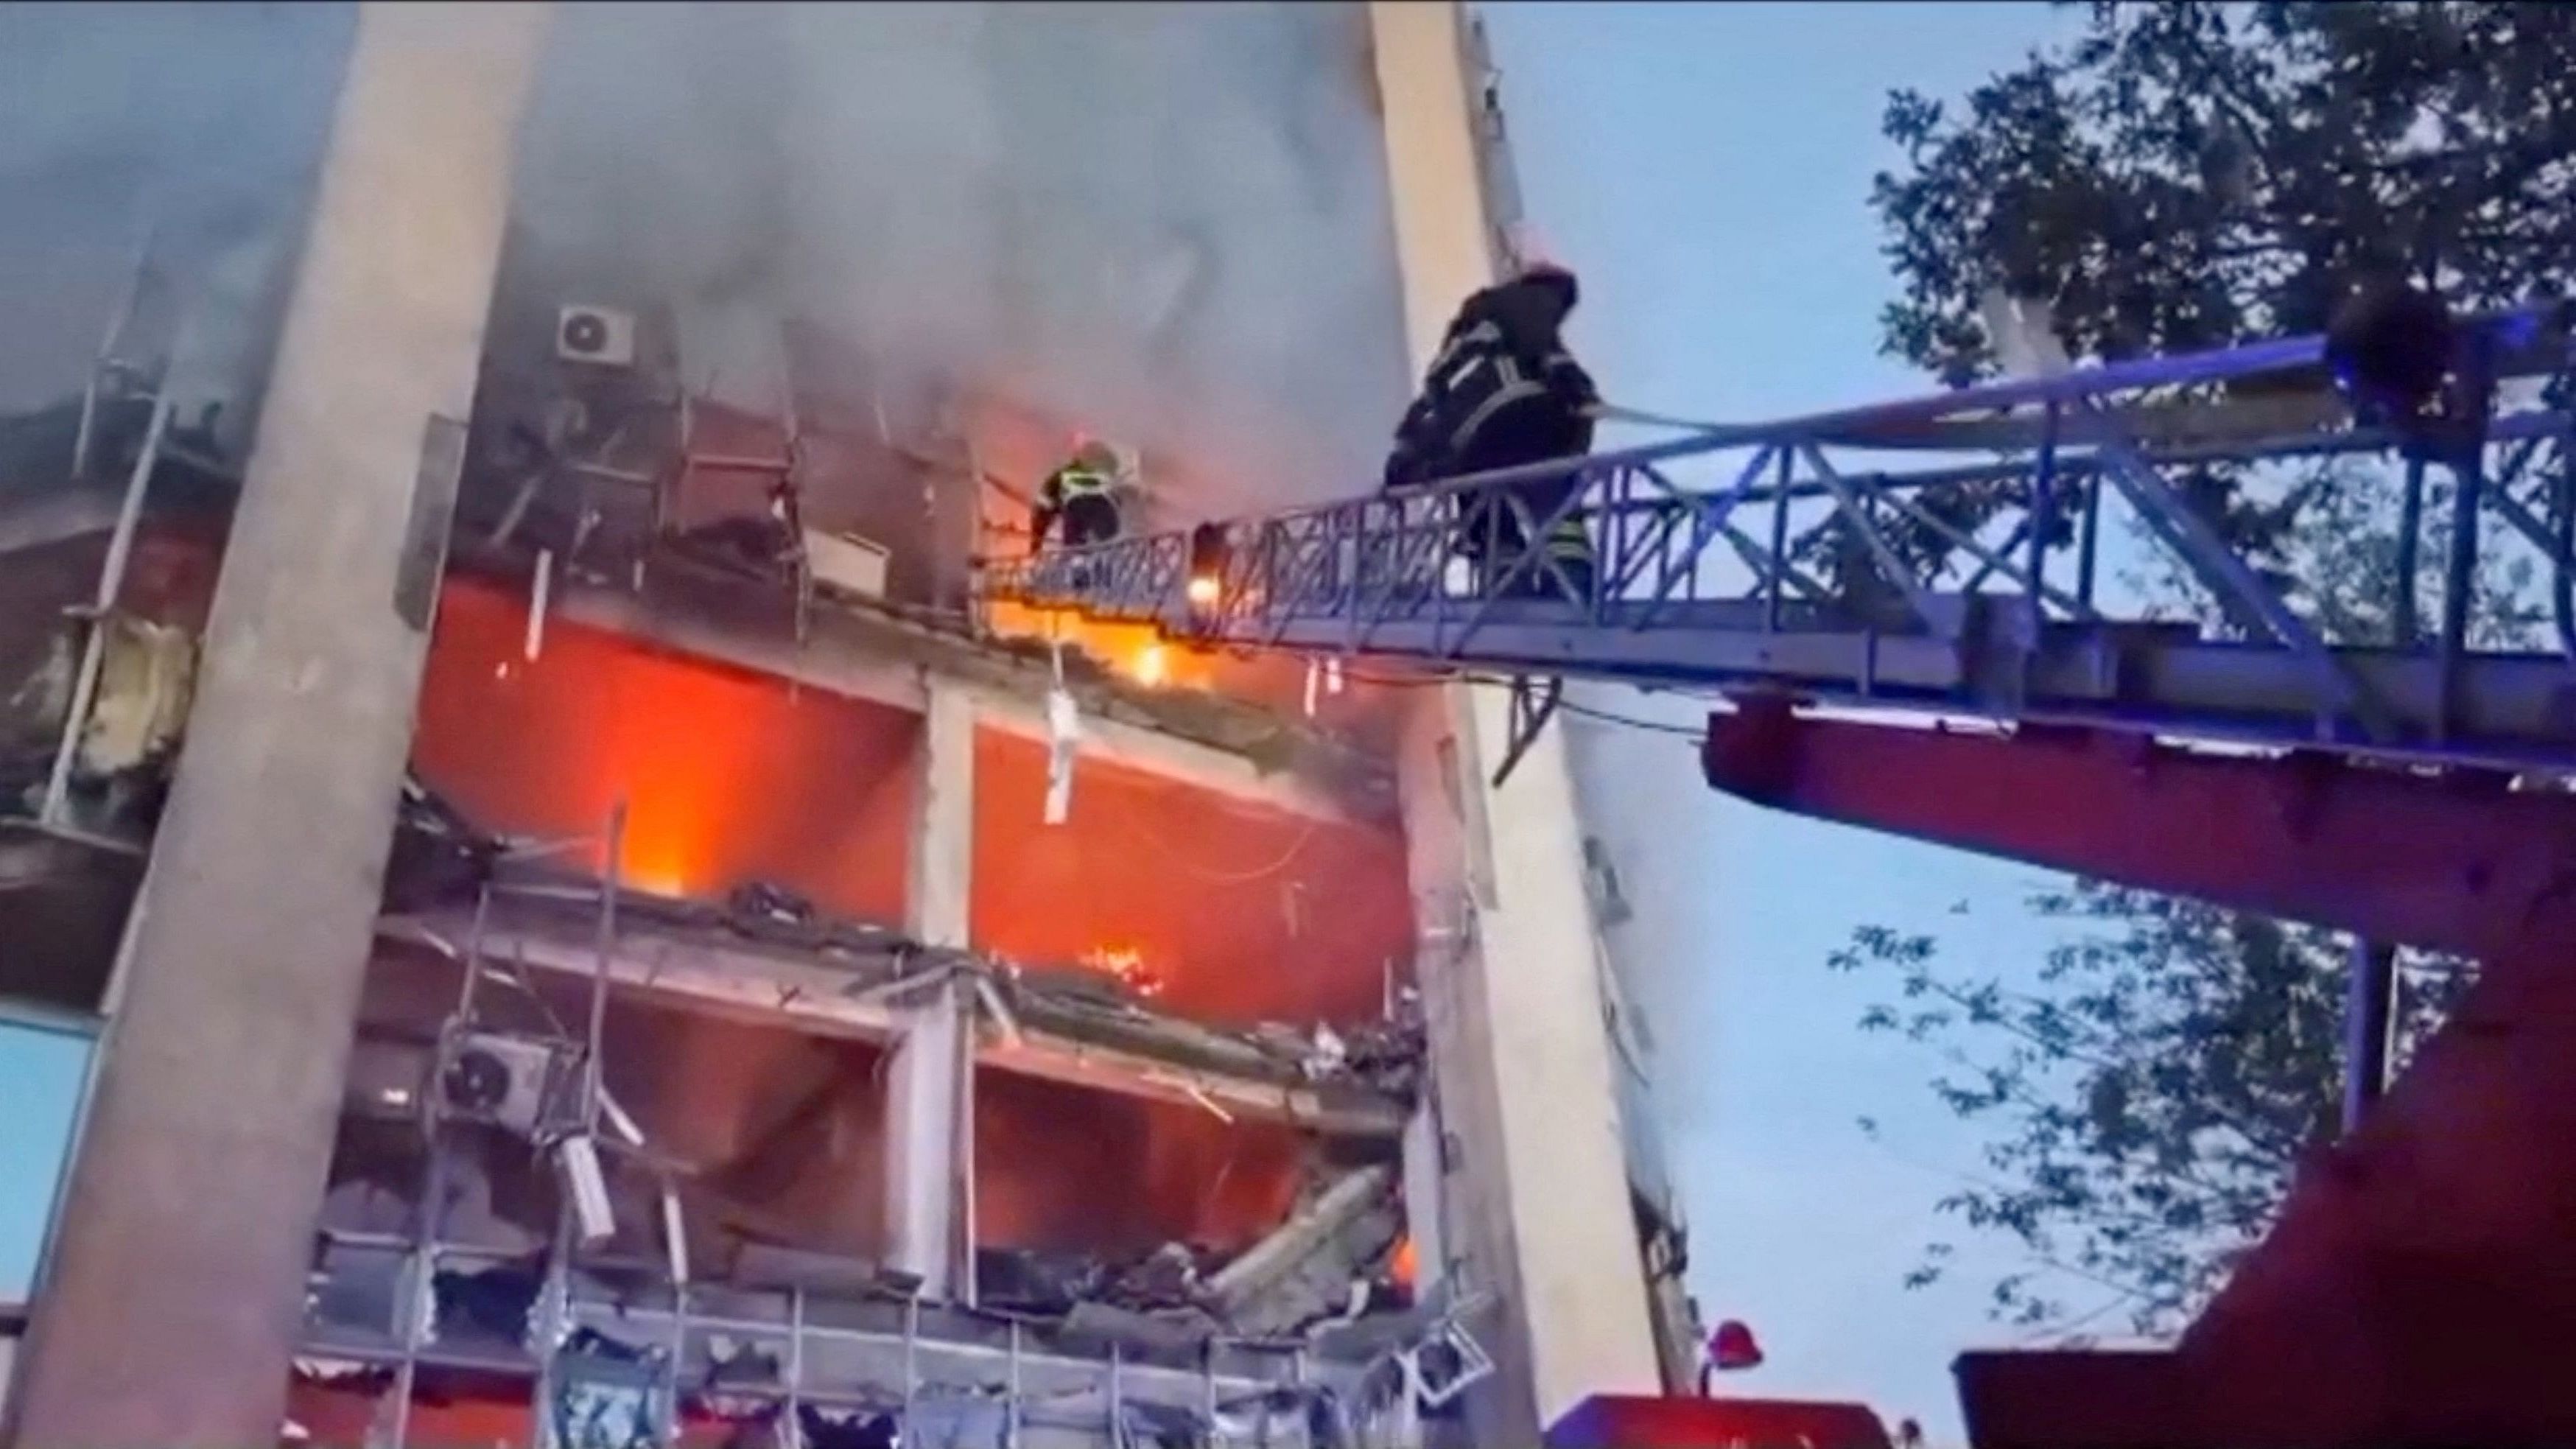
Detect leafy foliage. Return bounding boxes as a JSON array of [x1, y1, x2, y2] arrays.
[[1833, 890, 2462, 1336], [1876, 1, 2576, 383], [1836, 1, 2570, 1336], [1858, 1, 2576, 648]]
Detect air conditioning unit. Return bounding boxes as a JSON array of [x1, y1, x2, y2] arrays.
[[556, 304, 637, 368], [804, 527, 891, 601], [438, 1031, 569, 1137]]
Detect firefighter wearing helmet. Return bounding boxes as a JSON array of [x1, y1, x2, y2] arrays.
[[1031, 437, 1129, 554], [1382, 253, 1601, 598]]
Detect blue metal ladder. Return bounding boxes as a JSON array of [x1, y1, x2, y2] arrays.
[[982, 309, 2576, 783]]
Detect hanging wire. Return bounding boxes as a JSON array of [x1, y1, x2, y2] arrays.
[[1104, 800, 1326, 885], [1319, 658, 1715, 738]]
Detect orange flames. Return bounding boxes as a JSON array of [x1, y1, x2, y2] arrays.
[[980, 597, 1211, 693], [1390, 1233, 1419, 1291], [1082, 944, 1166, 998]]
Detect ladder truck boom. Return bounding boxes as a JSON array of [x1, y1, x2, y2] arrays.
[[986, 304, 2576, 1448], [984, 304, 2575, 782]]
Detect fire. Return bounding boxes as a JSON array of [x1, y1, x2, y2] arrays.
[[1390, 1233, 1418, 1291], [1082, 944, 1165, 998], [980, 597, 1207, 692]]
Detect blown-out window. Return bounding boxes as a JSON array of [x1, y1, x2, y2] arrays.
[[0, 1014, 91, 1302]]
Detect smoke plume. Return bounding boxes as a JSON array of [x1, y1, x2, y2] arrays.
[[505, 0, 1414, 514], [0, 2, 352, 445], [4, 2, 1416, 513]]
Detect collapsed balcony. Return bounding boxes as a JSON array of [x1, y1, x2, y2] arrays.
[[1, 239, 1467, 1443], [291, 788, 1457, 1446]]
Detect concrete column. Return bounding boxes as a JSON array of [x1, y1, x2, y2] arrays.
[[887, 679, 974, 1297], [1367, 2, 1662, 1436], [4, 7, 547, 1446]]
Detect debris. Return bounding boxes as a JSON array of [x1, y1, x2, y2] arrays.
[[1406, 1318, 1495, 1411], [730, 1241, 895, 1298], [1063, 1299, 1215, 1355], [796, 1405, 899, 1449], [1044, 680, 1080, 824], [558, 1132, 617, 1244], [1303, 1022, 1348, 1079], [527, 547, 553, 662], [381, 775, 499, 913], [1103, 1240, 1211, 1311], [968, 969, 1024, 1047], [1081, 944, 1163, 998], [430, 1258, 546, 1346], [727, 880, 820, 942], [701, 1335, 782, 1390], [548, 1327, 667, 1449], [974, 1246, 1101, 1316], [1206, 1166, 1402, 1336], [1180, 1081, 1235, 1123]]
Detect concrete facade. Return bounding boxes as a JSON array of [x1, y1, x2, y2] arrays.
[[3, 7, 548, 1444], [887, 679, 975, 1297], [1366, 1, 1664, 1436], [1, 5, 1666, 1440]]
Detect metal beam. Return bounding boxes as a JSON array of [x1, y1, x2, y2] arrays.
[[7, 10, 549, 1445], [542, 565, 1378, 824], [1699, 704, 2576, 961], [888, 681, 974, 1297], [983, 312, 2576, 778], [376, 911, 1407, 1137]]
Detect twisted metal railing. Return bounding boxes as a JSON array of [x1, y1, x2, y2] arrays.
[[984, 309, 2576, 780]]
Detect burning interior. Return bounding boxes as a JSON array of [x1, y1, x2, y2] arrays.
[[0, 4, 1502, 1445]]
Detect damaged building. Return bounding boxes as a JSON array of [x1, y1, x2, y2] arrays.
[[0, 4, 1692, 1447]]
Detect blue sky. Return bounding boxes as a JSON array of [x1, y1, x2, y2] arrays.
[[1480, 1, 2086, 1440]]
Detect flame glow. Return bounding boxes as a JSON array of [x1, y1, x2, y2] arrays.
[[1082, 944, 1165, 998], [980, 597, 1206, 692]]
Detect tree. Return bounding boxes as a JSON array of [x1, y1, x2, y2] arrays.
[[1836, 1, 2575, 1336], [1868, 0, 2576, 647], [1833, 890, 2463, 1336]]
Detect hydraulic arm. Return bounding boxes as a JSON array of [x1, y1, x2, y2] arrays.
[[983, 305, 2576, 782], [983, 304, 2576, 1447]]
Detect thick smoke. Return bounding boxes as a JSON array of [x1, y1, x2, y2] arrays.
[[506, 1, 1414, 515], [0, 2, 352, 446], [3, 2, 1414, 511]]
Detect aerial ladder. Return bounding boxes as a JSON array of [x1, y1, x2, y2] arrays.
[[982, 299, 2576, 1447]]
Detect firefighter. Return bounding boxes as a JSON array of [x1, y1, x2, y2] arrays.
[[1029, 438, 1126, 555], [1382, 257, 1600, 598]]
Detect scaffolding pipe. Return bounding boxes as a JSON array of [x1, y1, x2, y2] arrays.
[[583, 799, 625, 1126], [70, 223, 155, 483], [392, 884, 494, 1449], [41, 391, 175, 826]]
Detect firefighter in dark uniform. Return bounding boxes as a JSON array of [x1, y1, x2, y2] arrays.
[[1382, 259, 1599, 598], [1029, 439, 1126, 554]]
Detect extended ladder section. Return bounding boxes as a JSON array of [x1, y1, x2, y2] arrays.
[[982, 309, 2576, 780]]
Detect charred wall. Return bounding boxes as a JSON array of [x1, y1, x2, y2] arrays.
[[413, 576, 918, 922], [973, 1069, 1310, 1260], [336, 944, 895, 1266], [971, 728, 1414, 1028]]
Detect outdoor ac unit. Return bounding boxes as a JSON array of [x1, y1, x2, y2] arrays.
[[556, 304, 637, 368], [439, 1031, 566, 1137], [804, 527, 891, 601]]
